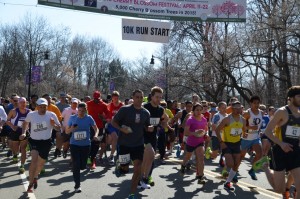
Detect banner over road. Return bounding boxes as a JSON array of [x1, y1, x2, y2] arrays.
[[38, 0, 246, 22]]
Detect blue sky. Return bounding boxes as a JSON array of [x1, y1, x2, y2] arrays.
[[0, 0, 162, 61]]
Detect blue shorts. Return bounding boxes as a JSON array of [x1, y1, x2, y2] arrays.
[[241, 138, 261, 150], [107, 123, 119, 135]]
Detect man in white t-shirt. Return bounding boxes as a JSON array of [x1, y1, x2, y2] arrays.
[[20, 98, 61, 193]]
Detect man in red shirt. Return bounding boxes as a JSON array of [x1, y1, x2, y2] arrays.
[[87, 91, 111, 169], [106, 91, 124, 165]]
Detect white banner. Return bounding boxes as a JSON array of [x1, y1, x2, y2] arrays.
[[122, 19, 171, 43], [38, 0, 246, 22]]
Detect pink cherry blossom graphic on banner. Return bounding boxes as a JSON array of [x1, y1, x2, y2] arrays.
[[212, 0, 245, 18]]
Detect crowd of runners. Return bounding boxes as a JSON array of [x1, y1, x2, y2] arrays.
[[0, 85, 300, 199]]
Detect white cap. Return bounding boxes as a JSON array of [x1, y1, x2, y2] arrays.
[[37, 98, 48, 106], [71, 98, 79, 104]]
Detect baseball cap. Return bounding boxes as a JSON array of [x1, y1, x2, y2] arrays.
[[60, 93, 67, 98], [71, 98, 79, 104], [209, 107, 218, 113], [37, 98, 48, 106], [93, 91, 101, 99]]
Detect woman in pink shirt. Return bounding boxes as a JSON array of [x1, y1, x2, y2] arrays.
[[180, 103, 208, 184]]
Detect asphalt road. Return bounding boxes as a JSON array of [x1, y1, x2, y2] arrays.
[[0, 146, 282, 199]]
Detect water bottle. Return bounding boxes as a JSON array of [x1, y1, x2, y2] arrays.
[[176, 144, 181, 158]]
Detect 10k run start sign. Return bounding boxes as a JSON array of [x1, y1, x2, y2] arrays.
[[122, 19, 171, 43], [38, 0, 246, 22]]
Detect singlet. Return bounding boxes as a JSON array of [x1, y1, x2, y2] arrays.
[[212, 112, 227, 137], [12, 108, 30, 133], [222, 115, 243, 143], [261, 115, 270, 133], [275, 106, 300, 146], [244, 109, 263, 140]]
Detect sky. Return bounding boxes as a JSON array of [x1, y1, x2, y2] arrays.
[[0, 0, 162, 61]]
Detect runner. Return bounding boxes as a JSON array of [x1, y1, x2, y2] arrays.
[[180, 103, 208, 184], [28, 95, 38, 111], [255, 86, 300, 199], [61, 98, 79, 159], [21, 98, 61, 193], [86, 91, 111, 169], [215, 101, 246, 191], [141, 86, 164, 187], [111, 89, 151, 199], [65, 102, 99, 193], [106, 91, 124, 165], [240, 96, 263, 180], [259, 104, 272, 156], [0, 104, 7, 149], [6, 97, 31, 173]]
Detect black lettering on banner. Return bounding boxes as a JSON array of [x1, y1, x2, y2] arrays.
[[123, 26, 134, 34], [150, 28, 170, 36], [136, 27, 148, 34]]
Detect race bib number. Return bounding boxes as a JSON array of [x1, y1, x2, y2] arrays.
[[32, 121, 47, 132], [150, 118, 160, 126], [74, 131, 87, 140], [230, 128, 242, 136], [286, 125, 300, 139], [119, 153, 130, 164], [17, 121, 23, 127]]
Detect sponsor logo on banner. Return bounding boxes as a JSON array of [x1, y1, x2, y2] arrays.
[[122, 19, 171, 43]]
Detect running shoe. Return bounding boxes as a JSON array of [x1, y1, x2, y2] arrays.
[[54, 148, 61, 158], [27, 183, 33, 193], [26, 144, 30, 151], [12, 155, 18, 163], [248, 168, 257, 180], [253, 156, 270, 171], [224, 182, 235, 191], [176, 145, 181, 158], [74, 187, 82, 193], [205, 147, 212, 160], [180, 165, 186, 175], [87, 157, 92, 165], [6, 150, 12, 157], [109, 156, 115, 166], [128, 194, 136, 199], [197, 175, 205, 184], [40, 168, 45, 174], [137, 180, 150, 189], [221, 169, 229, 178], [19, 165, 25, 174], [33, 178, 38, 189], [283, 189, 290, 199], [148, 176, 155, 186], [219, 156, 225, 167], [62, 150, 68, 159]]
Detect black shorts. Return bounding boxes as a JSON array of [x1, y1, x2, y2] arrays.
[[269, 144, 300, 172], [222, 141, 241, 154], [211, 136, 220, 151], [185, 142, 204, 153], [119, 145, 144, 163], [9, 130, 29, 141], [0, 125, 11, 137], [61, 131, 71, 143], [144, 136, 157, 151], [28, 138, 52, 160], [90, 127, 105, 144]]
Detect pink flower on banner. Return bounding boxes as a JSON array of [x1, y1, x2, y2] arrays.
[[212, 4, 222, 17], [236, 4, 245, 17], [221, 0, 237, 17]]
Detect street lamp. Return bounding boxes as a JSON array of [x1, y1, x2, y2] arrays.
[[28, 50, 49, 99], [150, 55, 169, 100]]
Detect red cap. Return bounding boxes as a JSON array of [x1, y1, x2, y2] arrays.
[[93, 91, 101, 99]]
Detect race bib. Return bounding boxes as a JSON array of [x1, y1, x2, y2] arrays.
[[17, 121, 23, 127], [230, 128, 242, 136], [74, 131, 87, 140], [286, 125, 300, 139], [32, 121, 47, 132], [150, 118, 160, 126], [119, 153, 130, 164]]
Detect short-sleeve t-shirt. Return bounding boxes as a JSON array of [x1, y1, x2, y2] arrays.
[[186, 115, 207, 147], [68, 114, 96, 146], [62, 107, 78, 128], [113, 104, 150, 147], [25, 111, 60, 140]]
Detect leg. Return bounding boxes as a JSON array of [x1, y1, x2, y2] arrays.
[[141, 144, 155, 178], [130, 159, 142, 194], [19, 139, 28, 165], [290, 167, 300, 199], [110, 132, 118, 157], [29, 150, 39, 184], [252, 143, 263, 166], [70, 145, 81, 188], [195, 146, 205, 176], [262, 139, 271, 156], [12, 140, 19, 157]]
